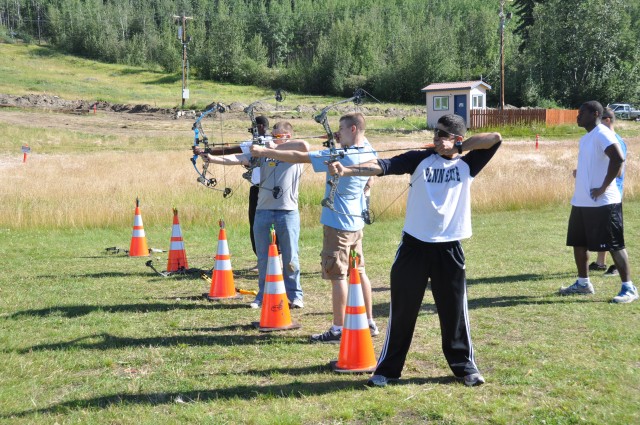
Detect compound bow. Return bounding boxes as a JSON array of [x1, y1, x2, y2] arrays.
[[241, 89, 285, 183], [191, 102, 232, 197], [314, 88, 374, 224]]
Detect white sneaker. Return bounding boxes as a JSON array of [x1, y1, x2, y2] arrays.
[[249, 300, 261, 309], [289, 299, 304, 309], [559, 280, 594, 295], [366, 375, 397, 387], [369, 322, 380, 337], [612, 285, 639, 304]]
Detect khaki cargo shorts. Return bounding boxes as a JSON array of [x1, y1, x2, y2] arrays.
[[320, 225, 365, 280]]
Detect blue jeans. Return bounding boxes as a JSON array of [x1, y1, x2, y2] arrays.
[[253, 209, 302, 303]]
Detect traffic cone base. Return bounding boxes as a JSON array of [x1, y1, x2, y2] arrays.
[[203, 292, 243, 301], [330, 359, 376, 373], [251, 320, 301, 332]]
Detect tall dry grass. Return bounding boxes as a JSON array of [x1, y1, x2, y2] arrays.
[[1, 124, 638, 229]]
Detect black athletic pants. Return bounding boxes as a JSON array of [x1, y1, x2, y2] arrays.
[[248, 185, 259, 256], [375, 232, 479, 379]]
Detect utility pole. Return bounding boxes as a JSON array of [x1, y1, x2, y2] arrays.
[[499, 1, 512, 110], [172, 13, 193, 109]]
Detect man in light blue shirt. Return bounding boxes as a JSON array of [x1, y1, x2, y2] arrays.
[[252, 112, 379, 342]]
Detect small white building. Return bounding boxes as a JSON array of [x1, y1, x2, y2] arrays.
[[421, 80, 491, 128]]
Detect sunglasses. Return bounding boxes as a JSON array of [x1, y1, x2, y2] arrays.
[[273, 133, 291, 139], [434, 128, 460, 138]]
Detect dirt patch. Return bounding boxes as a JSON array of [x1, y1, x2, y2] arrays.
[[0, 93, 425, 120]]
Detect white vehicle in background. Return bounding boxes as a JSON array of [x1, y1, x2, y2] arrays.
[[607, 103, 640, 120]]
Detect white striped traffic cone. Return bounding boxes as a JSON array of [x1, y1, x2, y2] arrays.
[[252, 226, 301, 331], [331, 251, 376, 373], [204, 219, 241, 300], [129, 197, 149, 257], [166, 208, 188, 272]]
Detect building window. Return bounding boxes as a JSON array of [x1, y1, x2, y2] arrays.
[[472, 95, 484, 108], [433, 96, 449, 111]]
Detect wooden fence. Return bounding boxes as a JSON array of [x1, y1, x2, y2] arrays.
[[470, 108, 578, 129]]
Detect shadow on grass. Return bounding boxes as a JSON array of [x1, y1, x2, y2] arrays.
[[233, 270, 322, 278], [5, 301, 247, 319], [467, 294, 600, 309], [14, 331, 304, 353], [28, 45, 60, 58], [37, 272, 159, 279], [117, 68, 146, 75], [145, 74, 181, 84], [371, 271, 574, 292], [467, 271, 574, 285], [1, 380, 363, 418], [2, 375, 458, 418], [372, 286, 390, 293]]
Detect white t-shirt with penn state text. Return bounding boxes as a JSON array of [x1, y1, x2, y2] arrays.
[[378, 144, 500, 243]]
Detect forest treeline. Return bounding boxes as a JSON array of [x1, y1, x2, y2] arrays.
[[1, 0, 639, 107]]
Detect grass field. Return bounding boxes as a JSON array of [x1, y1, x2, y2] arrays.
[[1, 42, 640, 424], [1, 206, 639, 424]]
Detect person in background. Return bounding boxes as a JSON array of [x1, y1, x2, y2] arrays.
[[202, 115, 270, 271], [588, 107, 627, 277], [197, 121, 307, 309], [560, 101, 637, 304]]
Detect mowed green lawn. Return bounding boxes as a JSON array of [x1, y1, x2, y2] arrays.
[[1, 202, 639, 424], [1, 41, 639, 424]]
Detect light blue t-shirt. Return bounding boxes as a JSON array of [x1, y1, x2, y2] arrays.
[[309, 143, 377, 231], [615, 133, 627, 195]]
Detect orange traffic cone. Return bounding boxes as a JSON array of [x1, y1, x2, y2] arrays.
[[331, 251, 376, 373], [129, 197, 149, 257], [252, 226, 301, 332], [166, 208, 188, 272], [204, 219, 241, 300]]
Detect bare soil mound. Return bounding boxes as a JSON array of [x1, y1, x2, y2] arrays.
[[0, 93, 425, 119]]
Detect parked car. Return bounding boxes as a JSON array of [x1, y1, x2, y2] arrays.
[[607, 103, 640, 120]]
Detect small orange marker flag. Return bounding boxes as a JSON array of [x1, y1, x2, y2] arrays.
[[21, 144, 30, 163]]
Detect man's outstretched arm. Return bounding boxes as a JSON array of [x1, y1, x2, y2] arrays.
[[251, 144, 312, 163], [328, 159, 382, 177], [199, 152, 249, 166]]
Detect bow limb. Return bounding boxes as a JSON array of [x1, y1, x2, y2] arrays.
[[190, 104, 232, 197]]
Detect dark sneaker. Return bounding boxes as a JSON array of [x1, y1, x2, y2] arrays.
[[559, 280, 594, 295], [588, 262, 606, 271], [367, 375, 397, 387], [604, 265, 619, 277], [463, 373, 485, 387], [309, 329, 341, 344]]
